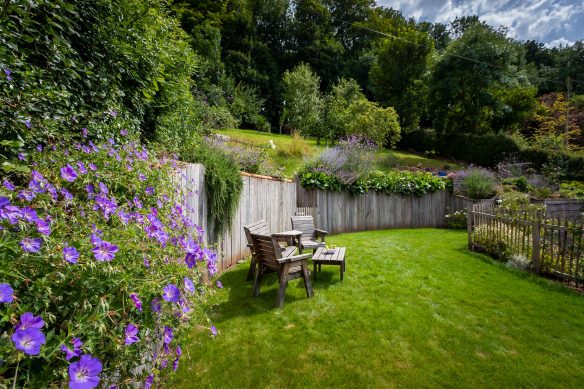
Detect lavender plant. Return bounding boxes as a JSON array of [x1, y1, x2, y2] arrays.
[[0, 125, 218, 387]]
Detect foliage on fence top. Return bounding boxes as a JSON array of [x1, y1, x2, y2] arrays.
[[300, 170, 447, 197], [0, 126, 218, 387]]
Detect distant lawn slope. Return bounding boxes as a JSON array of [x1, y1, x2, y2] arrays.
[[170, 229, 584, 388], [217, 129, 462, 178]]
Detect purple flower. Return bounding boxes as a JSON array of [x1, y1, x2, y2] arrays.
[[1, 205, 22, 224], [61, 337, 83, 360], [162, 284, 180, 303], [17, 153, 25, 161], [144, 375, 154, 389], [184, 277, 195, 293], [61, 165, 78, 182], [216, 280, 223, 289], [4, 68, 12, 81], [143, 257, 150, 268], [20, 238, 42, 253], [61, 188, 74, 201], [0, 197, 10, 208], [77, 161, 88, 174], [163, 326, 173, 345], [133, 196, 142, 209], [63, 246, 80, 264], [36, 218, 51, 236], [3, 180, 15, 191], [108, 109, 117, 118], [91, 241, 119, 261], [210, 325, 218, 336], [36, 144, 43, 152], [129, 293, 142, 312], [18, 190, 36, 201], [98, 182, 108, 195], [145, 187, 154, 196], [24, 119, 31, 128], [88, 163, 97, 171], [90, 233, 102, 246], [16, 312, 45, 331], [138, 173, 146, 181], [68, 354, 102, 389], [12, 328, 45, 355], [124, 324, 139, 345], [151, 298, 161, 313], [173, 357, 179, 372], [120, 129, 128, 136], [82, 128, 88, 137], [21, 207, 39, 223], [0, 283, 14, 303]]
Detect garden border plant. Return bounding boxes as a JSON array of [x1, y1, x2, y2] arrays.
[[0, 121, 220, 388]]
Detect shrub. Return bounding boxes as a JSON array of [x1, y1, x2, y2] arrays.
[[463, 168, 497, 199], [0, 128, 218, 387], [445, 210, 467, 230], [345, 99, 401, 147], [498, 191, 532, 211], [560, 181, 584, 200]]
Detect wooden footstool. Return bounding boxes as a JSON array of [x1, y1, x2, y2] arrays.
[[312, 247, 346, 281]]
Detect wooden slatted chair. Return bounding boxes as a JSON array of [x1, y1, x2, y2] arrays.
[[244, 221, 296, 281], [250, 233, 313, 308], [291, 215, 328, 253]]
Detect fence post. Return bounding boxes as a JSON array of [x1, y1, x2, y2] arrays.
[[532, 213, 541, 273], [467, 205, 473, 250]]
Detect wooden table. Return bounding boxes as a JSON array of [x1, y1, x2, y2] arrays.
[[271, 230, 303, 249], [312, 246, 346, 281]]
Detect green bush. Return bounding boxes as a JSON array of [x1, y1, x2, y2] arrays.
[[560, 181, 584, 200], [0, 128, 217, 387], [277, 132, 310, 158], [463, 168, 497, 199], [445, 210, 467, 230]]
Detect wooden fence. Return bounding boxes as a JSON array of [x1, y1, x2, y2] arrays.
[[314, 190, 451, 234], [179, 165, 296, 272], [468, 204, 584, 284]]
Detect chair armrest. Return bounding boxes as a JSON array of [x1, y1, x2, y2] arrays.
[[314, 229, 328, 237], [274, 236, 293, 246], [277, 253, 311, 264]]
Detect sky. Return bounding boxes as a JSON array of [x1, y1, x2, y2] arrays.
[[376, 0, 584, 47]]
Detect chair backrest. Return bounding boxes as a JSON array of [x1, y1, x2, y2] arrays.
[[243, 220, 270, 248], [291, 216, 316, 238], [250, 233, 282, 272]]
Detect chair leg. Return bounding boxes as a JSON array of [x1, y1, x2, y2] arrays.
[[276, 263, 290, 308], [253, 268, 262, 297], [246, 256, 256, 281], [301, 260, 314, 298]]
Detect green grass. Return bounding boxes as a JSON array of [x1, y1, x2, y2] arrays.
[[171, 229, 584, 388], [217, 129, 462, 177]]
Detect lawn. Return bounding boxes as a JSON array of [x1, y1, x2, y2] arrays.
[[170, 229, 584, 388], [217, 129, 462, 177]]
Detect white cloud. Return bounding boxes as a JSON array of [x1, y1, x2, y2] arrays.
[[375, 0, 584, 43], [545, 37, 575, 47]]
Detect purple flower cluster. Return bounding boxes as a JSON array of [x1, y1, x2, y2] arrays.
[[12, 313, 46, 355], [61, 337, 83, 360], [69, 354, 102, 389], [125, 324, 139, 345], [0, 283, 14, 303]]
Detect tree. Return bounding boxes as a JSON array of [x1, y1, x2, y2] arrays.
[[281, 63, 325, 139], [345, 99, 401, 147], [324, 78, 366, 140], [369, 24, 434, 132], [428, 22, 531, 134]]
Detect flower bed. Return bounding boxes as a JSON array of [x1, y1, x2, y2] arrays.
[[0, 127, 218, 387]]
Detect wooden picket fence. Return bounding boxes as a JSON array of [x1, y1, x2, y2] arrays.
[[468, 204, 584, 284]]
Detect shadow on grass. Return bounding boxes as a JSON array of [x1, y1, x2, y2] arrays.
[[455, 246, 581, 296]]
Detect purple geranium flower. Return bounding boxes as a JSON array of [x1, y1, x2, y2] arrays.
[[61, 165, 78, 182], [163, 326, 173, 345], [151, 298, 161, 313], [129, 293, 142, 312], [145, 187, 154, 196], [138, 173, 146, 181], [20, 238, 42, 253], [144, 375, 154, 389], [2, 205, 22, 224], [4, 68, 12, 81], [3, 180, 15, 191], [77, 161, 88, 174], [61, 337, 83, 360], [133, 196, 142, 209], [210, 325, 218, 336], [0, 197, 9, 208], [24, 119, 31, 128], [184, 277, 195, 293], [61, 188, 74, 201], [18, 190, 36, 202], [12, 328, 45, 355], [0, 283, 14, 303], [21, 207, 39, 223], [124, 324, 139, 345], [16, 312, 45, 331], [36, 144, 43, 152], [216, 280, 223, 289], [63, 246, 80, 264], [68, 354, 102, 389], [98, 182, 108, 195], [92, 241, 118, 261], [162, 284, 180, 303], [88, 163, 97, 171], [143, 257, 150, 268], [82, 128, 88, 137], [36, 218, 51, 236]]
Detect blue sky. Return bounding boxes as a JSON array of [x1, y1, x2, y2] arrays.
[[376, 0, 584, 47]]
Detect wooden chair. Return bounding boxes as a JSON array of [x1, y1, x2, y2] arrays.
[[250, 233, 313, 308], [291, 215, 328, 253], [244, 221, 296, 281]]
